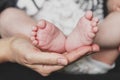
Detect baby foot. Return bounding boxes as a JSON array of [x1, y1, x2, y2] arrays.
[[31, 20, 66, 53], [66, 11, 99, 52]]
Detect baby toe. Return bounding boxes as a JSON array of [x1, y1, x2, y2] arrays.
[[93, 27, 98, 33], [37, 20, 46, 29], [88, 32, 95, 39], [31, 31, 37, 36], [91, 21, 97, 27], [92, 17, 99, 23], [85, 11, 93, 20], [32, 26, 38, 31], [30, 36, 36, 41], [32, 40, 38, 45]]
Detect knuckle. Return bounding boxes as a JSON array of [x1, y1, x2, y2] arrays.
[[24, 54, 32, 64]]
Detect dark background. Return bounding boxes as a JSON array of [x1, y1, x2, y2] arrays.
[[0, 56, 120, 80]]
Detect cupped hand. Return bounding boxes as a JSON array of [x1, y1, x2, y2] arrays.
[[36, 44, 99, 76], [8, 36, 99, 76]]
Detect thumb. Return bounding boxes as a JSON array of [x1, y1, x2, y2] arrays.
[[64, 46, 92, 63], [24, 48, 68, 65]]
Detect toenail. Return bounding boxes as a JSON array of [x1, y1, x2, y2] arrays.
[[92, 22, 96, 26]]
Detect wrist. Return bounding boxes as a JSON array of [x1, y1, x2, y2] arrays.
[[0, 37, 16, 63]]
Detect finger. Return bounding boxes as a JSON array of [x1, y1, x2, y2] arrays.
[[20, 41, 68, 66], [24, 51, 68, 65], [64, 46, 92, 63], [27, 64, 63, 76], [87, 44, 100, 55], [91, 44, 100, 52], [18, 40, 68, 65]]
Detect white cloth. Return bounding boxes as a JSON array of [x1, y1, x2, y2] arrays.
[[64, 56, 115, 74], [17, 0, 104, 35]]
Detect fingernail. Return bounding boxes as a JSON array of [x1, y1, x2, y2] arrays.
[[58, 58, 68, 65]]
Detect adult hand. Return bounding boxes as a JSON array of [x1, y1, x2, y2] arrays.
[[8, 36, 99, 76], [34, 44, 99, 76], [107, 0, 120, 12], [7, 36, 68, 74]]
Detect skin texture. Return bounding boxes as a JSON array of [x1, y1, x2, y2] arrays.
[[31, 11, 98, 53], [0, 35, 98, 76], [0, 8, 99, 76], [31, 20, 66, 53], [0, 6, 120, 74], [66, 11, 98, 52], [107, 0, 120, 12], [92, 11, 120, 65], [1, 0, 120, 74], [91, 0, 120, 66]]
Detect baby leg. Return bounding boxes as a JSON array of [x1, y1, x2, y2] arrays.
[[94, 12, 120, 49], [92, 11, 120, 66]]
